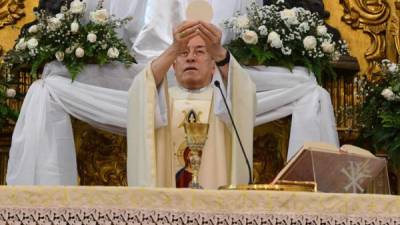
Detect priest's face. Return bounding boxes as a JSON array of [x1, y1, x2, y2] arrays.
[[173, 36, 215, 90]]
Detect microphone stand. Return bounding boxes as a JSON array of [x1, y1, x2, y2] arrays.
[[214, 80, 253, 185]]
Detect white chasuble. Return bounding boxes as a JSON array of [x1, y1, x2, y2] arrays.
[[168, 86, 230, 189], [127, 56, 256, 188]]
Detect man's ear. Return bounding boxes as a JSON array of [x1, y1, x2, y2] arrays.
[[211, 61, 216, 75]]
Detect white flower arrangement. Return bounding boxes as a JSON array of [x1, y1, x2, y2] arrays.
[[224, 0, 348, 83], [358, 60, 400, 164], [3, 0, 136, 80]]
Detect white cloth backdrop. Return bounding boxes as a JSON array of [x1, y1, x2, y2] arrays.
[[6, 0, 339, 185]]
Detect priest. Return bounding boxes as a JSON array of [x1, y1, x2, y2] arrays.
[[127, 20, 256, 189]]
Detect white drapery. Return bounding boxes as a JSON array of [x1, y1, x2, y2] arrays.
[[132, 0, 245, 62], [7, 62, 338, 185], [6, 0, 338, 185], [250, 66, 339, 159]]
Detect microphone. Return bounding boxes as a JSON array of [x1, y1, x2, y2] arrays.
[[214, 80, 253, 185]]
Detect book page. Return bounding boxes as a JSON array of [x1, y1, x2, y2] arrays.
[[339, 144, 374, 157]]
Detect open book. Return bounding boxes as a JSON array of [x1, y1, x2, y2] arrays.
[[272, 142, 389, 193]]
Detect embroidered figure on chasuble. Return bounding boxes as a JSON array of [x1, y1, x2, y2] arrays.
[[127, 20, 256, 189], [170, 87, 213, 188]]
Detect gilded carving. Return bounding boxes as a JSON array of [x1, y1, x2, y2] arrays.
[[0, 0, 25, 29], [390, 0, 400, 62], [253, 117, 290, 184], [72, 119, 127, 186], [340, 0, 390, 73]]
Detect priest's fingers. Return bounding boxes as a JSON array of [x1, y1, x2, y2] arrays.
[[175, 20, 199, 34], [174, 25, 199, 40], [197, 24, 218, 44], [171, 26, 198, 53], [196, 28, 213, 45], [199, 21, 221, 37], [196, 24, 226, 62], [198, 24, 223, 49], [179, 31, 198, 42]]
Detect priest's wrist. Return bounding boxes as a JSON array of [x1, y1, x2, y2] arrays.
[[169, 43, 182, 57], [215, 49, 230, 67]]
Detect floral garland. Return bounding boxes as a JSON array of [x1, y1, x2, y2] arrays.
[[2, 0, 136, 80], [224, 0, 348, 83], [358, 60, 400, 164]]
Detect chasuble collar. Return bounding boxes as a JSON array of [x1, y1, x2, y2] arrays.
[[177, 83, 212, 94]]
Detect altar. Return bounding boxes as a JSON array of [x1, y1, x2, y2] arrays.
[[0, 186, 399, 224]]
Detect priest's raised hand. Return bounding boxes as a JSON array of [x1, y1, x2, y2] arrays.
[[151, 20, 229, 89]]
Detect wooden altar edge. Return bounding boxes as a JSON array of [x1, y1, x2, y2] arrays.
[[0, 186, 399, 218]]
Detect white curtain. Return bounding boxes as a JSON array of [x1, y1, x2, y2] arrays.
[[132, 0, 262, 62]]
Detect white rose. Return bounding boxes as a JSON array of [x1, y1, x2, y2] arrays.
[[381, 88, 395, 101], [15, 38, 26, 51], [87, 32, 97, 43], [48, 17, 61, 31], [271, 39, 283, 48], [28, 25, 38, 33], [70, 0, 85, 14], [241, 30, 258, 45], [267, 31, 282, 48], [321, 41, 335, 53], [55, 13, 65, 20], [71, 21, 79, 33], [303, 36, 317, 50], [27, 38, 39, 49], [55, 51, 64, 61], [317, 25, 327, 36], [388, 63, 398, 73], [6, 88, 16, 98], [236, 15, 249, 29], [75, 47, 85, 58], [280, 9, 298, 25], [90, 9, 109, 25], [107, 47, 119, 58], [258, 25, 268, 36]]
